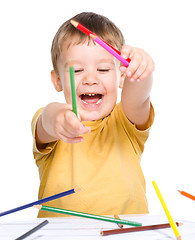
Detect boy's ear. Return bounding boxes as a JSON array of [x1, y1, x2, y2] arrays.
[[51, 70, 63, 92], [119, 73, 126, 89]]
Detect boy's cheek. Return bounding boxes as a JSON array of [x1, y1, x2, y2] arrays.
[[63, 88, 72, 104]]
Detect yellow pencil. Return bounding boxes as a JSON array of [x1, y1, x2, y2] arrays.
[[152, 181, 181, 240]]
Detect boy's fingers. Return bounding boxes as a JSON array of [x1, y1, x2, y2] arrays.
[[131, 60, 148, 81], [120, 47, 154, 83], [58, 132, 84, 144], [57, 121, 90, 142], [64, 110, 91, 136], [120, 45, 133, 59], [126, 53, 141, 79], [69, 119, 91, 136], [119, 65, 127, 73], [78, 124, 91, 135], [138, 59, 154, 81]]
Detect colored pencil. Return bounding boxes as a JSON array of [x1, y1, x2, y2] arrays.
[[34, 205, 142, 227], [152, 181, 181, 240], [15, 220, 49, 240], [0, 188, 79, 217], [100, 222, 183, 236], [70, 19, 120, 54], [70, 20, 131, 64], [70, 19, 93, 37], [90, 34, 129, 67], [69, 63, 78, 117], [178, 190, 195, 201]]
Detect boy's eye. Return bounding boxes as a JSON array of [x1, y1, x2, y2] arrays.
[[74, 69, 83, 73], [98, 68, 110, 72]]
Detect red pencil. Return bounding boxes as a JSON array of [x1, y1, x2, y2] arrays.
[[70, 20, 93, 36], [70, 20, 131, 64], [178, 190, 195, 201]]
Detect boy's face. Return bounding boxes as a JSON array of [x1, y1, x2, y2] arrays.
[[55, 41, 121, 121]]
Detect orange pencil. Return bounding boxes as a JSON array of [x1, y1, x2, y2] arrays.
[[178, 190, 195, 201]]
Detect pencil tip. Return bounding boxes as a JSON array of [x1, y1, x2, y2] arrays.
[[69, 59, 73, 67], [74, 187, 82, 193], [70, 19, 78, 27], [33, 205, 42, 210], [89, 33, 96, 40], [177, 190, 181, 193]]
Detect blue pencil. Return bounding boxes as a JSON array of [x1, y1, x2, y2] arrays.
[[0, 188, 79, 217]]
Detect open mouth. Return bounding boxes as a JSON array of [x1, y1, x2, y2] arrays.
[[80, 93, 103, 105]]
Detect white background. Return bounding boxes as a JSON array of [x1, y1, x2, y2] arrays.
[[0, 0, 195, 222]]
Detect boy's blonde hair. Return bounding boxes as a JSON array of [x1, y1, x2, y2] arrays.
[[51, 12, 125, 75]]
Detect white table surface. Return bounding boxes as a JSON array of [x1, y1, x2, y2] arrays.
[[0, 214, 195, 240]]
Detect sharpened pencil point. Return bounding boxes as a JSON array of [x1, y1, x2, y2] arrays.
[[89, 33, 96, 40], [69, 59, 73, 67], [34, 205, 42, 210], [70, 20, 78, 27], [177, 190, 195, 201], [74, 187, 82, 193]]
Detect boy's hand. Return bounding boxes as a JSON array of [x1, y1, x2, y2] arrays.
[[119, 45, 154, 86], [119, 46, 154, 130], [37, 103, 91, 144]]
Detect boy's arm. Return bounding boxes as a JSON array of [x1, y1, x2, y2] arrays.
[[120, 46, 154, 130]]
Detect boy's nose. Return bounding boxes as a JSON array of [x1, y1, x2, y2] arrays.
[[82, 73, 99, 85]]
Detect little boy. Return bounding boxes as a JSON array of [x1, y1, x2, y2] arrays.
[[32, 12, 155, 217]]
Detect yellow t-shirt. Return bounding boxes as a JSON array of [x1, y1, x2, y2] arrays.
[[32, 102, 154, 217]]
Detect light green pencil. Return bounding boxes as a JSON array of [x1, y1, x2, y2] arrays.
[[34, 205, 142, 227], [69, 63, 78, 117]]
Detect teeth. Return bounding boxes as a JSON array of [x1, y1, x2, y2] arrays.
[[96, 98, 102, 104], [82, 100, 88, 104], [86, 93, 96, 96]]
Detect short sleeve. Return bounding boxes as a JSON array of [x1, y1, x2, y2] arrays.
[[116, 102, 155, 157], [31, 108, 58, 161]]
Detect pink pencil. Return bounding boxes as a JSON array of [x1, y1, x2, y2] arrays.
[[90, 34, 130, 67]]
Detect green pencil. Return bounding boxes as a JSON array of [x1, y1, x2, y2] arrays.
[[34, 205, 142, 227], [69, 63, 78, 117]]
